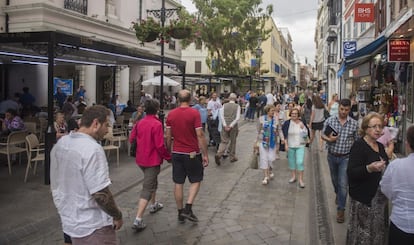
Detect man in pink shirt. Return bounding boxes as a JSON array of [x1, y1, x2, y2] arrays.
[[166, 90, 209, 223], [129, 99, 171, 231]]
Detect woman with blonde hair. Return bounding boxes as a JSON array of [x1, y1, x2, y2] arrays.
[[346, 112, 389, 244], [282, 108, 310, 188], [328, 93, 339, 117]]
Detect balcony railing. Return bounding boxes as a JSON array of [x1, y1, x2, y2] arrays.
[[64, 0, 88, 15]]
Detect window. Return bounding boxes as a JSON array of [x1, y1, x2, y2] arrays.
[[400, 0, 408, 10], [169, 40, 176, 50], [195, 61, 202, 73], [195, 41, 202, 50]]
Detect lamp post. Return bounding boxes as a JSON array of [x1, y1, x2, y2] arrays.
[[256, 37, 263, 91], [147, 1, 180, 124]]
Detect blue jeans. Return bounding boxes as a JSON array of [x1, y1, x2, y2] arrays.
[[327, 153, 349, 210], [246, 107, 256, 120]]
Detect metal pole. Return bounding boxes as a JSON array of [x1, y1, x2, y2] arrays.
[[45, 32, 56, 185], [159, 0, 166, 124]]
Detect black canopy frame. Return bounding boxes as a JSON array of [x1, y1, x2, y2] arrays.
[[0, 31, 186, 184]]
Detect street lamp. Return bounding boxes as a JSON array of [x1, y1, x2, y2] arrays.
[[147, 1, 180, 124], [256, 37, 263, 91]]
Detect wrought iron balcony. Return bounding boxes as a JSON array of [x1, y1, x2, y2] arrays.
[[64, 0, 88, 15]]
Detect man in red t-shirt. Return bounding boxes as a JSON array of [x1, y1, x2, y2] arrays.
[[166, 90, 209, 223]]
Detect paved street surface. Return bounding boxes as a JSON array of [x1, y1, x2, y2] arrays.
[[0, 120, 348, 245]]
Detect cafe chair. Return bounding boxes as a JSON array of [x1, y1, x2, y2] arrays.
[[0, 130, 28, 175], [24, 134, 45, 182], [102, 132, 120, 167]]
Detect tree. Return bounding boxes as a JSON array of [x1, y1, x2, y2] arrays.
[[191, 0, 273, 75]]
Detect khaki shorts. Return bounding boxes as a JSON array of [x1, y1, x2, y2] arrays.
[[71, 226, 116, 245]]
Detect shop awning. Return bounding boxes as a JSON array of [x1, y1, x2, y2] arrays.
[[345, 35, 386, 68]]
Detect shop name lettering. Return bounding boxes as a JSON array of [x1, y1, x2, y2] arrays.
[[344, 42, 356, 50], [390, 40, 410, 46], [357, 7, 371, 17]]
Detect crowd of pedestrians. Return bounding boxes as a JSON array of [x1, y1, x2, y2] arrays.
[[40, 86, 414, 245]]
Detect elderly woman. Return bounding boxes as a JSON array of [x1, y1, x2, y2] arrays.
[[256, 105, 283, 185], [0, 108, 25, 136], [129, 99, 171, 232], [380, 125, 414, 245], [346, 112, 389, 245], [282, 108, 310, 188]]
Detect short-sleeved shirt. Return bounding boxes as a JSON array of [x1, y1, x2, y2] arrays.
[[323, 115, 358, 154], [207, 99, 222, 119], [50, 132, 112, 238], [166, 107, 202, 154]]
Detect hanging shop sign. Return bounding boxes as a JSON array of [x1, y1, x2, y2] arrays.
[[354, 3, 375, 22], [388, 39, 411, 62], [344, 41, 357, 57]]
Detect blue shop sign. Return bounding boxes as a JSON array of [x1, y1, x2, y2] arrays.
[[343, 41, 357, 57], [54, 78, 73, 95]]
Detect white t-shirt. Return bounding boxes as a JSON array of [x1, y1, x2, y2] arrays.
[[50, 132, 112, 238], [287, 121, 306, 148], [207, 99, 222, 120], [266, 93, 275, 105]]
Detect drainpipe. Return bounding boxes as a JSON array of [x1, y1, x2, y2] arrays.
[[5, 0, 10, 33]]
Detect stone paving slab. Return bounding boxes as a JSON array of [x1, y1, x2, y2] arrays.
[[1, 121, 332, 245]]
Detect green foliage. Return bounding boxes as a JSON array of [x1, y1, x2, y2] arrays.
[[192, 0, 273, 75], [132, 17, 161, 44]]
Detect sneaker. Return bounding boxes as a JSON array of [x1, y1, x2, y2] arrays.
[[132, 218, 147, 231], [149, 201, 163, 214], [262, 177, 269, 185], [180, 209, 199, 222], [178, 209, 186, 223], [269, 173, 274, 179]]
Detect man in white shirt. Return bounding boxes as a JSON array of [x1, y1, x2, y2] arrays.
[[266, 91, 275, 106], [50, 105, 123, 244], [206, 92, 222, 146], [215, 93, 241, 164]]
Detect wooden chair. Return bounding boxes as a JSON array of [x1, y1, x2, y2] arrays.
[[0, 130, 28, 175], [107, 126, 128, 153], [102, 133, 120, 167], [24, 134, 45, 182]]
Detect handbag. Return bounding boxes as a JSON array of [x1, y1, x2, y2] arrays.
[[324, 108, 330, 119], [129, 139, 137, 157], [129, 125, 137, 157]]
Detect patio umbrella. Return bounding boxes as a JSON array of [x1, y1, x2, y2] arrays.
[[141, 76, 180, 86]]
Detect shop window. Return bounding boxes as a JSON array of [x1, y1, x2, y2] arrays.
[[195, 61, 202, 73]]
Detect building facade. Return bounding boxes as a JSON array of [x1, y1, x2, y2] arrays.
[[0, 0, 184, 107]]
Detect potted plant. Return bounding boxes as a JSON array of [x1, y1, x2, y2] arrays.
[[168, 18, 192, 39], [132, 17, 161, 44]]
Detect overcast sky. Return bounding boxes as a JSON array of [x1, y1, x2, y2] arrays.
[[180, 0, 319, 65]]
